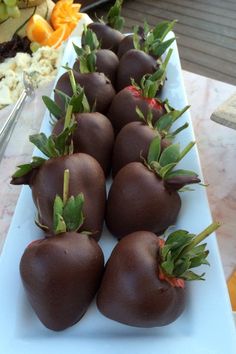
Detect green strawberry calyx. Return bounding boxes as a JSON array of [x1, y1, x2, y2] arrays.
[[133, 20, 177, 57], [158, 222, 221, 286], [53, 169, 85, 234], [43, 70, 90, 119], [136, 105, 189, 141], [11, 104, 76, 184], [131, 48, 173, 98], [146, 135, 201, 190]]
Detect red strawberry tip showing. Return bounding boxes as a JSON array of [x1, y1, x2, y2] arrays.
[[126, 85, 163, 111], [158, 221, 220, 285]]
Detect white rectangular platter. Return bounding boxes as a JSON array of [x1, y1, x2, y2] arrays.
[[0, 32, 236, 354]]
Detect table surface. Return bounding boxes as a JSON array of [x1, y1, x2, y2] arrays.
[[0, 70, 235, 282]]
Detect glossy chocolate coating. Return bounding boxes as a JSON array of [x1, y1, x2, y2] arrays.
[[53, 112, 114, 176], [106, 162, 181, 239], [74, 49, 119, 87], [107, 87, 166, 135], [112, 122, 170, 177], [117, 34, 134, 59], [32, 153, 106, 241], [87, 22, 124, 53], [116, 49, 158, 91], [20, 232, 104, 331], [97, 231, 185, 327], [54, 71, 115, 114]]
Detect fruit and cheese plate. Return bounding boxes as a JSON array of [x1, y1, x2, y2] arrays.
[[0, 2, 236, 353]]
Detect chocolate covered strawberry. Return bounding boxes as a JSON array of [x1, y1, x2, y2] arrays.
[[108, 59, 172, 134], [85, 0, 125, 53], [20, 170, 104, 331], [116, 34, 173, 91], [54, 65, 115, 115], [11, 127, 106, 241], [106, 136, 200, 239], [117, 20, 176, 59], [97, 223, 220, 327], [52, 89, 114, 176], [73, 28, 119, 87], [112, 106, 189, 177]]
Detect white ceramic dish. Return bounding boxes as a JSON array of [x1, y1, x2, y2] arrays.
[[0, 34, 236, 354]]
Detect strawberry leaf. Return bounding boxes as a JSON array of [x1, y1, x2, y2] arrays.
[[154, 105, 190, 132], [29, 125, 75, 159], [147, 136, 161, 164], [159, 143, 180, 167], [54, 89, 71, 117], [159, 222, 220, 281], [106, 0, 124, 30], [73, 43, 84, 57], [42, 96, 63, 118], [80, 27, 100, 51], [165, 169, 198, 180], [54, 214, 67, 235], [133, 26, 141, 50], [12, 156, 46, 178], [52, 171, 85, 234], [155, 113, 174, 132], [53, 195, 65, 234], [174, 257, 191, 277], [63, 194, 84, 232], [181, 270, 206, 281], [151, 37, 175, 58], [153, 20, 177, 42], [30, 133, 58, 158], [135, 106, 145, 122], [161, 252, 174, 275], [159, 163, 177, 179]]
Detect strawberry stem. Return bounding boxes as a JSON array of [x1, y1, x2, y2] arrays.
[[68, 69, 77, 95], [171, 122, 189, 136], [160, 222, 221, 281], [63, 169, 70, 204], [64, 104, 73, 130], [173, 105, 190, 121], [162, 48, 173, 71], [178, 222, 221, 259]]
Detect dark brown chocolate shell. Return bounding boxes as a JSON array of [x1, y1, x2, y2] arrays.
[[87, 22, 124, 53], [32, 153, 106, 241], [53, 112, 114, 177], [73, 49, 119, 87], [20, 232, 104, 331], [54, 71, 116, 114], [116, 49, 158, 91], [107, 87, 166, 135], [106, 162, 181, 239], [97, 231, 185, 327], [112, 122, 158, 177]]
